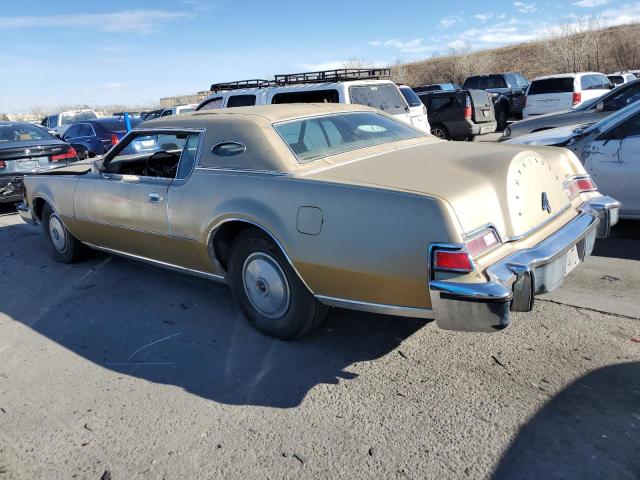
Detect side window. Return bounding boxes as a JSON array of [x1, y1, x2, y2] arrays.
[[620, 112, 640, 138], [226, 95, 256, 107], [596, 75, 611, 89], [161, 110, 173, 117], [430, 96, 455, 111], [516, 75, 529, 88], [79, 124, 94, 136], [581, 75, 595, 90], [64, 125, 81, 138], [48, 115, 59, 128], [603, 83, 640, 111], [271, 89, 339, 104], [198, 97, 223, 110], [176, 133, 201, 179]]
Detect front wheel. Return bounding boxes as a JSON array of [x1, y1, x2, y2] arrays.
[[42, 204, 84, 263], [227, 229, 328, 340], [495, 105, 508, 131]]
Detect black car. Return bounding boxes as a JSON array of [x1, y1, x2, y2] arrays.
[[414, 83, 461, 93], [61, 117, 142, 158], [462, 73, 529, 130], [417, 89, 497, 140], [0, 122, 77, 203], [141, 109, 163, 120]]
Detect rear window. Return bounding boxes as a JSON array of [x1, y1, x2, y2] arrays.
[[272, 89, 339, 104], [0, 123, 54, 143], [60, 111, 97, 125], [399, 87, 422, 107], [274, 111, 423, 163], [349, 84, 407, 115], [528, 78, 575, 94], [227, 94, 257, 107], [463, 75, 507, 89]]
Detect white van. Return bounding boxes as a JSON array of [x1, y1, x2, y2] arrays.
[[196, 69, 430, 133], [523, 72, 612, 118], [161, 104, 198, 116], [41, 109, 98, 135]]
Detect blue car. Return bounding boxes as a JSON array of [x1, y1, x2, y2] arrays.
[[61, 117, 142, 158]]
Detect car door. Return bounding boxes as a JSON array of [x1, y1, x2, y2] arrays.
[[582, 111, 640, 217], [72, 130, 179, 261]]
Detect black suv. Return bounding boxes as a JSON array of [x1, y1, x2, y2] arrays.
[[417, 89, 496, 141], [462, 73, 529, 130]]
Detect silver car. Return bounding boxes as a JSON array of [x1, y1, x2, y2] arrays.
[[502, 79, 640, 140], [505, 100, 640, 219]]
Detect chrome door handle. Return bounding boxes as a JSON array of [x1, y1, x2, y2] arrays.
[[148, 192, 163, 203]]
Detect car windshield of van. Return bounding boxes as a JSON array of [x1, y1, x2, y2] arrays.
[[274, 111, 424, 163], [61, 111, 98, 125], [528, 78, 574, 94], [349, 85, 407, 115]]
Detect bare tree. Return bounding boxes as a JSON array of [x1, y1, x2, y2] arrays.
[[609, 25, 640, 70]]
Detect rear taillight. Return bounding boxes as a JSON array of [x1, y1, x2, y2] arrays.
[[0, 160, 6, 169], [431, 228, 501, 274], [464, 95, 472, 120], [565, 175, 597, 198], [433, 250, 474, 273], [51, 147, 77, 162], [110, 134, 119, 146], [572, 92, 582, 106]]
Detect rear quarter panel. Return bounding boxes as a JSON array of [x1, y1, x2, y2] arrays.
[[170, 169, 465, 309]]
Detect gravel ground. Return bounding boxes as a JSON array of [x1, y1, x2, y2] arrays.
[[0, 208, 638, 480]]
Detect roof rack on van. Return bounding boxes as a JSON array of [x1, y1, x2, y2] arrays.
[[273, 68, 391, 85], [210, 79, 274, 92]]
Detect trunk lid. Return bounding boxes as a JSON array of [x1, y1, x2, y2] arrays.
[[526, 77, 576, 115], [306, 141, 575, 241]]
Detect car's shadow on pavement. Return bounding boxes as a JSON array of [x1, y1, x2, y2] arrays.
[[1, 220, 426, 409], [592, 219, 640, 261], [492, 361, 640, 480]]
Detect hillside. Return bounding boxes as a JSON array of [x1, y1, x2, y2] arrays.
[[391, 22, 640, 86]]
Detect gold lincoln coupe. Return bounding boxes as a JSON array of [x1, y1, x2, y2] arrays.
[[19, 104, 620, 339]]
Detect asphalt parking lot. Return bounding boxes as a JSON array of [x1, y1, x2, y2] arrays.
[[0, 204, 639, 479]]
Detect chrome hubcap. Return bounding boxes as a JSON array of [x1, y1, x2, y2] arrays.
[[242, 252, 290, 319], [48, 214, 66, 252]]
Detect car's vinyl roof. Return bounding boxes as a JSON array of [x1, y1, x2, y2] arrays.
[[141, 103, 377, 127]]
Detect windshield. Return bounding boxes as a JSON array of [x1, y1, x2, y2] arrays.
[[349, 84, 407, 115], [274, 111, 424, 163], [60, 111, 97, 125], [582, 99, 640, 136], [0, 123, 56, 143], [399, 87, 423, 108]]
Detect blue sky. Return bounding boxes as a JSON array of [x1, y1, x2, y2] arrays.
[[1, 0, 637, 112]]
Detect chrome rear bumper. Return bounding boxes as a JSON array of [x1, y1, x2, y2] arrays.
[[428, 196, 620, 332], [17, 202, 36, 224]]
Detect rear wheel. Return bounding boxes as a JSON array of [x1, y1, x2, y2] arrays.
[[42, 204, 84, 263], [495, 104, 509, 131], [227, 229, 328, 340], [430, 124, 451, 140]]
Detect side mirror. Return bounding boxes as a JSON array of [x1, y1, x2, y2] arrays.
[[595, 101, 604, 113]]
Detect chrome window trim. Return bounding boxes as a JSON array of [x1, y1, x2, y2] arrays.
[[194, 166, 288, 176], [315, 295, 434, 319], [83, 242, 226, 283]]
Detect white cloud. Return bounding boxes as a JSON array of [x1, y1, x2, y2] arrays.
[[600, 2, 640, 26], [0, 9, 192, 34], [440, 13, 465, 28], [513, 2, 537, 13], [474, 12, 494, 22], [298, 60, 388, 71], [370, 38, 437, 53], [572, 0, 608, 6]]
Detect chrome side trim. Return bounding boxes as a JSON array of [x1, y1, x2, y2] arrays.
[[195, 166, 288, 176], [206, 218, 315, 294], [73, 215, 199, 242], [83, 242, 227, 283], [315, 295, 435, 319], [502, 202, 572, 243]]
